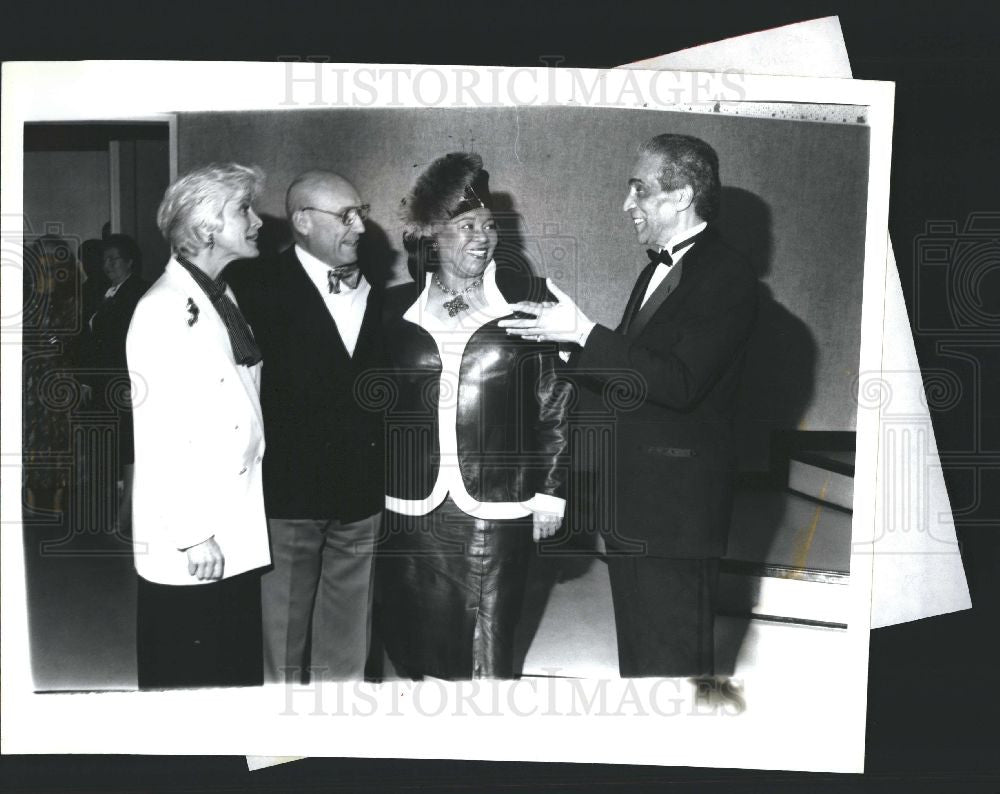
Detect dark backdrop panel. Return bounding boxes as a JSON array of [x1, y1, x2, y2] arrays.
[[179, 107, 870, 469]]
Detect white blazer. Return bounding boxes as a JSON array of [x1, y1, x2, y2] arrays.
[[127, 258, 270, 585]]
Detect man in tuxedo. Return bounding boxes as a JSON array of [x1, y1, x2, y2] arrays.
[[228, 171, 386, 683], [501, 134, 757, 677], [82, 234, 148, 522]]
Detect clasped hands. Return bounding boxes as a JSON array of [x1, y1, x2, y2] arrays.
[[500, 278, 594, 346]]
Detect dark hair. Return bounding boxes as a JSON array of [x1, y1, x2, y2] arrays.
[[639, 134, 721, 222], [102, 233, 141, 269]]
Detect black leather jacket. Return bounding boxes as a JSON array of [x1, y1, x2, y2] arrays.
[[366, 269, 571, 510]]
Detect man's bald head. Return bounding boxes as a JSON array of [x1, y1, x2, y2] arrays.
[[286, 170, 366, 267], [285, 171, 358, 218]]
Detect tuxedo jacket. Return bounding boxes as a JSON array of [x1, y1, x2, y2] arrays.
[[127, 259, 270, 585], [227, 247, 386, 522], [575, 226, 757, 558]]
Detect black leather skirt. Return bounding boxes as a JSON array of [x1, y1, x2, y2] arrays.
[[376, 497, 532, 679]]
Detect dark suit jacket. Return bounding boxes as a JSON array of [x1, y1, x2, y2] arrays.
[[575, 226, 757, 558], [86, 274, 149, 374], [227, 248, 387, 522], [84, 273, 149, 467]]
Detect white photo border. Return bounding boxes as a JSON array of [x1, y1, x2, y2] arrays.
[[1, 61, 893, 773]]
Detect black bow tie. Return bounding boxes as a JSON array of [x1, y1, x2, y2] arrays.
[[646, 240, 696, 266], [646, 248, 672, 266], [646, 231, 703, 266]]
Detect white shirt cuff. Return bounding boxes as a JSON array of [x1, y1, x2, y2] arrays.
[[526, 493, 566, 517], [576, 319, 596, 347]]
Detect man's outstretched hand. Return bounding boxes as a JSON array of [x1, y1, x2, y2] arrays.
[[500, 278, 595, 346]]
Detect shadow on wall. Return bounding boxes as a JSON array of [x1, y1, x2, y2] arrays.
[[359, 220, 406, 287], [713, 187, 819, 675], [719, 186, 818, 475], [255, 213, 292, 258], [492, 191, 538, 280]]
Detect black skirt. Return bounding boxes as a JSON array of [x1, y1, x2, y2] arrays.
[[136, 570, 263, 690], [376, 497, 532, 680]]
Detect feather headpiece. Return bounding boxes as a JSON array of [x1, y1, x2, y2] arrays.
[[401, 152, 492, 242]]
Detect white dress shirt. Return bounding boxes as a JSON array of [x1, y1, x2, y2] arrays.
[[295, 244, 370, 356], [386, 261, 566, 520], [639, 220, 708, 308]]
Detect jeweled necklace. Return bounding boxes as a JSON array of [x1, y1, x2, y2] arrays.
[[434, 273, 483, 317]]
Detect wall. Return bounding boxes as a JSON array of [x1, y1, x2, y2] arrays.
[[113, 138, 172, 282], [24, 124, 172, 284], [23, 150, 110, 246], [178, 106, 871, 468]]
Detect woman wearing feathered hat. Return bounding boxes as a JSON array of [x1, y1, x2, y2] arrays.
[[372, 152, 571, 679]]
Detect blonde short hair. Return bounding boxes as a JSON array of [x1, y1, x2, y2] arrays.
[[156, 162, 265, 257]]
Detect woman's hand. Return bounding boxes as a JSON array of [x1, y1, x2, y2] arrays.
[[185, 536, 225, 581], [533, 511, 562, 542]]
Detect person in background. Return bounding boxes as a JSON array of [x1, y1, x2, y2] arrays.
[[81, 234, 148, 534], [78, 238, 109, 324]]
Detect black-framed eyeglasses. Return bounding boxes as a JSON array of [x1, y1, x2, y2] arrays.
[[299, 204, 370, 226]]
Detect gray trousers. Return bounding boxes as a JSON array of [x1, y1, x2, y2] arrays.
[[261, 513, 379, 683]]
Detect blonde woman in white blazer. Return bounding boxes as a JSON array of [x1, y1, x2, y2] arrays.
[[127, 163, 270, 689]]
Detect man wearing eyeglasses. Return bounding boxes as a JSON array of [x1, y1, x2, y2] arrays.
[[228, 170, 385, 683]]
